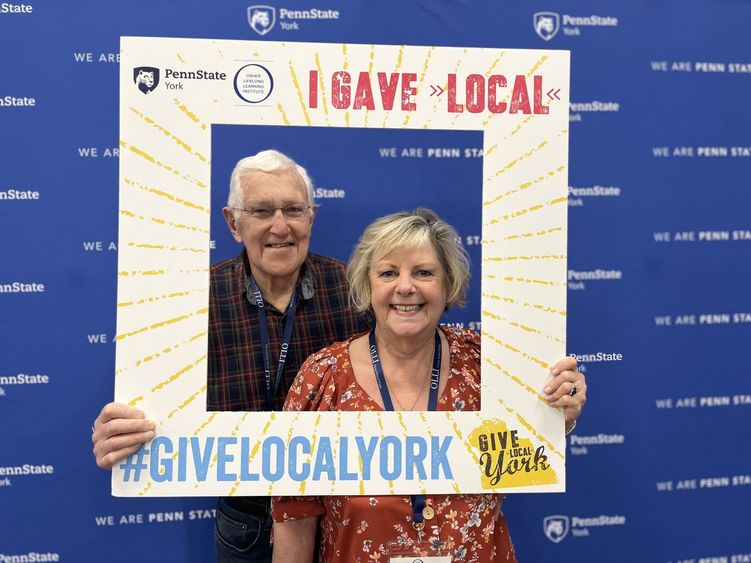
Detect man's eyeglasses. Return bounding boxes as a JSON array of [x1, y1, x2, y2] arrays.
[[233, 203, 312, 221]]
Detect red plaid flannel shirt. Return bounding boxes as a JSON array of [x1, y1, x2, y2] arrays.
[[207, 251, 367, 411]]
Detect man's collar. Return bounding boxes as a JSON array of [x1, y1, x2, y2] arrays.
[[237, 250, 315, 309], [298, 261, 315, 300]]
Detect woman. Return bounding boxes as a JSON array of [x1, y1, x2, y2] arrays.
[[272, 208, 586, 562]]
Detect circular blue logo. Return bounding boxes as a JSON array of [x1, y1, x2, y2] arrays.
[[234, 63, 274, 103]]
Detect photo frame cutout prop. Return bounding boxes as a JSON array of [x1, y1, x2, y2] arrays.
[[115, 37, 570, 496]]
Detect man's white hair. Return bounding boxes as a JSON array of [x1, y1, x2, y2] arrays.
[[227, 149, 314, 219]]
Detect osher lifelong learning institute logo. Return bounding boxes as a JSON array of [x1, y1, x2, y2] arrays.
[[544, 515, 570, 543], [234, 63, 274, 103], [248, 5, 276, 35], [133, 67, 160, 94], [534, 12, 560, 41]]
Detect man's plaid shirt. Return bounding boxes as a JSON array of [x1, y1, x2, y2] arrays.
[[207, 251, 367, 411]]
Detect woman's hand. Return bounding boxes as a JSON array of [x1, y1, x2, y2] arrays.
[[92, 402, 156, 469], [544, 357, 587, 433]]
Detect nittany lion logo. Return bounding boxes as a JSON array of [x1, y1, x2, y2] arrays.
[[534, 12, 560, 41], [543, 515, 570, 543], [133, 67, 160, 94], [248, 5, 276, 36]]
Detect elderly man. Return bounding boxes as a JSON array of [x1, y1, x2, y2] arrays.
[[92, 150, 366, 562]]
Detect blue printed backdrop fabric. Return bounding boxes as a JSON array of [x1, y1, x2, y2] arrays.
[[1, 1, 750, 562]]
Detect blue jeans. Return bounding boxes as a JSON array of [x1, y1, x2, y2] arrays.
[[215, 498, 272, 562]]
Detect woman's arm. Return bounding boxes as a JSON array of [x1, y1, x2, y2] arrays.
[[272, 516, 318, 563], [272, 348, 338, 561]]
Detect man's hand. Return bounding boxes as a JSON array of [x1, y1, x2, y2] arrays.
[[92, 402, 155, 469]]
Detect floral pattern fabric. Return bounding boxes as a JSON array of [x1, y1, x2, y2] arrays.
[[272, 326, 517, 562]]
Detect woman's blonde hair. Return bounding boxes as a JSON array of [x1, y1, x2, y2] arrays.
[[347, 208, 470, 313]]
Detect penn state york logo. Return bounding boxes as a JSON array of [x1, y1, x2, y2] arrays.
[[248, 5, 276, 35], [133, 67, 160, 94], [534, 12, 560, 41], [543, 515, 570, 543]]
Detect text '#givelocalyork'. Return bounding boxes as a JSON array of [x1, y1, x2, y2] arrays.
[[118, 435, 453, 483]]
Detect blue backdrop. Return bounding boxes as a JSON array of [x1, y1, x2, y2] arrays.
[[1, 1, 749, 562]]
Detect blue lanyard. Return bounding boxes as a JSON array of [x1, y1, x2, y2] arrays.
[[249, 276, 300, 410], [368, 329, 442, 530]]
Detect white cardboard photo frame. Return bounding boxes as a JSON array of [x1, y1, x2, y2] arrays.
[[115, 37, 569, 496]]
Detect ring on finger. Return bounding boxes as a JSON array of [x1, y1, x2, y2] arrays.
[[569, 382, 578, 396]]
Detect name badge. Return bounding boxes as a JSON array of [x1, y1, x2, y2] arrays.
[[389, 557, 451, 563]]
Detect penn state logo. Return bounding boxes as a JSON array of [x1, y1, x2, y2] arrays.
[[248, 5, 276, 36], [533, 12, 560, 41], [133, 66, 160, 94], [543, 515, 570, 543]]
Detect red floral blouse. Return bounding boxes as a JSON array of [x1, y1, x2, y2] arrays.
[[272, 326, 517, 562]]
